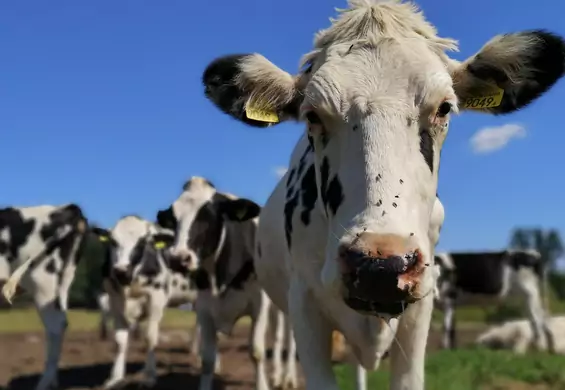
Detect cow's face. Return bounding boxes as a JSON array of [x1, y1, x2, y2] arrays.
[[202, 1, 565, 317], [92, 216, 175, 286], [156, 177, 260, 272]]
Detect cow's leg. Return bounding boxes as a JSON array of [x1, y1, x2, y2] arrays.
[[355, 364, 367, 390], [389, 293, 433, 390], [271, 309, 285, 388], [104, 293, 130, 389], [141, 291, 167, 387], [34, 296, 68, 390], [197, 292, 219, 390], [189, 322, 201, 356], [515, 269, 552, 352], [34, 254, 77, 390], [441, 298, 456, 349], [249, 289, 270, 390], [283, 323, 298, 389], [288, 276, 338, 390]]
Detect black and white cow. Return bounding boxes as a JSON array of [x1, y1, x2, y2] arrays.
[[90, 215, 197, 389], [200, 0, 565, 388], [434, 250, 553, 352], [156, 176, 284, 390], [0, 204, 88, 390]]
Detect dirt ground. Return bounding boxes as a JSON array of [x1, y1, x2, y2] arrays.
[[0, 324, 484, 390]]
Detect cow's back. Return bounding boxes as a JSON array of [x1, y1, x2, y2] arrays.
[[451, 252, 507, 295]]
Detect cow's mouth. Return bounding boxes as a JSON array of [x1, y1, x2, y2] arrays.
[[340, 249, 424, 316], [344, 295, 413, 316]]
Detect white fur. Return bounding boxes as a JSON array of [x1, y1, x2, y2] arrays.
[[476, 316, 565, 354]]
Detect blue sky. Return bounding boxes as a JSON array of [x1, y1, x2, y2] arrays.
[[1, 0, 564, 253]]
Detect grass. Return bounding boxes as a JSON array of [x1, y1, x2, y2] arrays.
[[0, 307, 197, 334], [334, 348, 565, 390]]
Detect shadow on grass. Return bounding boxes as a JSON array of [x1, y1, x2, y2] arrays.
[[6, 361, 228, 390]]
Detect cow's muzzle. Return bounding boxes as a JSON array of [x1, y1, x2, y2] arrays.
[[112, 267, 133, 286], [338, 232, 427, 316]]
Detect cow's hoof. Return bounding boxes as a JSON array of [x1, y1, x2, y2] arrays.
[[103, 377, 124, 389], [283, 375, 298, 389], [139, 378, 157, 389]]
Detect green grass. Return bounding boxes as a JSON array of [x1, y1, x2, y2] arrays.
[[0, 307, 197, 334], [335, 348, 565, 390]]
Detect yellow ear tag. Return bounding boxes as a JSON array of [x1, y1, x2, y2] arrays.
[[154, 241, 166, 249], [99, 236, 109, 242], [462, 87, 504, 110], [245, 100, 279, 123]]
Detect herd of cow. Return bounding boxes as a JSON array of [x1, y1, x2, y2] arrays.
[[2, 0, 565, 389]]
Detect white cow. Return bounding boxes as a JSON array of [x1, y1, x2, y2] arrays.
[[90, 216, 196, 389], [1, 204, 88, 390], [476, 316, 565, 354], [200, 0, 565, 388]]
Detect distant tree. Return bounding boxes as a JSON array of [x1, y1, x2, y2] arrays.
[[509, 228, 564, 270]]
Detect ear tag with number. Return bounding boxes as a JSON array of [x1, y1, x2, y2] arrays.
[[235, 208, 247, 220], [462, 87, 504, 110], [154, 241, 166, 249], [245, 99, 279, 123], [99, 236, 109, 242]]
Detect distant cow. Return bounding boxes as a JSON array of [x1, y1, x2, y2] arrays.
[[0, 204, 88, 390], [476, 316, 565, 354], [156, 176, 268, 390], [90, 216, 197, 389], [434, 250, 553, 351]]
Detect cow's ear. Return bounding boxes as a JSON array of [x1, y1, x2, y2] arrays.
[[156, 207, 177, 231], [217, 197, 261, 222], [451, 30, 565, 114], [91, 226, 111, 243], [151, 232, 175, 250], [202, 54, 303, 127]]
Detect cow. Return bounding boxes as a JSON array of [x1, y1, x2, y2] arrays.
[[90, 215, 197, 389], [199, 0, 565, 387], [434, 249, 553, 352], [0, 204, 88, 390], [476, 316, 565, 354], [155, 176, 265, 390]]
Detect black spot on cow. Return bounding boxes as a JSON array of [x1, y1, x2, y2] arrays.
[[326, 176, 344, 215], [228, 260, 255, 290], [419, 128, 434, 173], [300, 165, 318, 225], [286, 168, 296, 187], [192, 269, 211, 290], [320, 157, 330, 212], [40, 204, 88, 264], [284, 193, 299, 249], [45, 258, 58, 274], [156, 206, 178, 231], [509, 251, 544, 278], [0, 207, 36, 262], [153, 282, 161, 289]]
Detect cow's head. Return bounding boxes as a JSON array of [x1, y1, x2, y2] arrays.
[[156, 176, 261, 272], [202, 0, 565, 317], [92, 216, 176, 286]]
